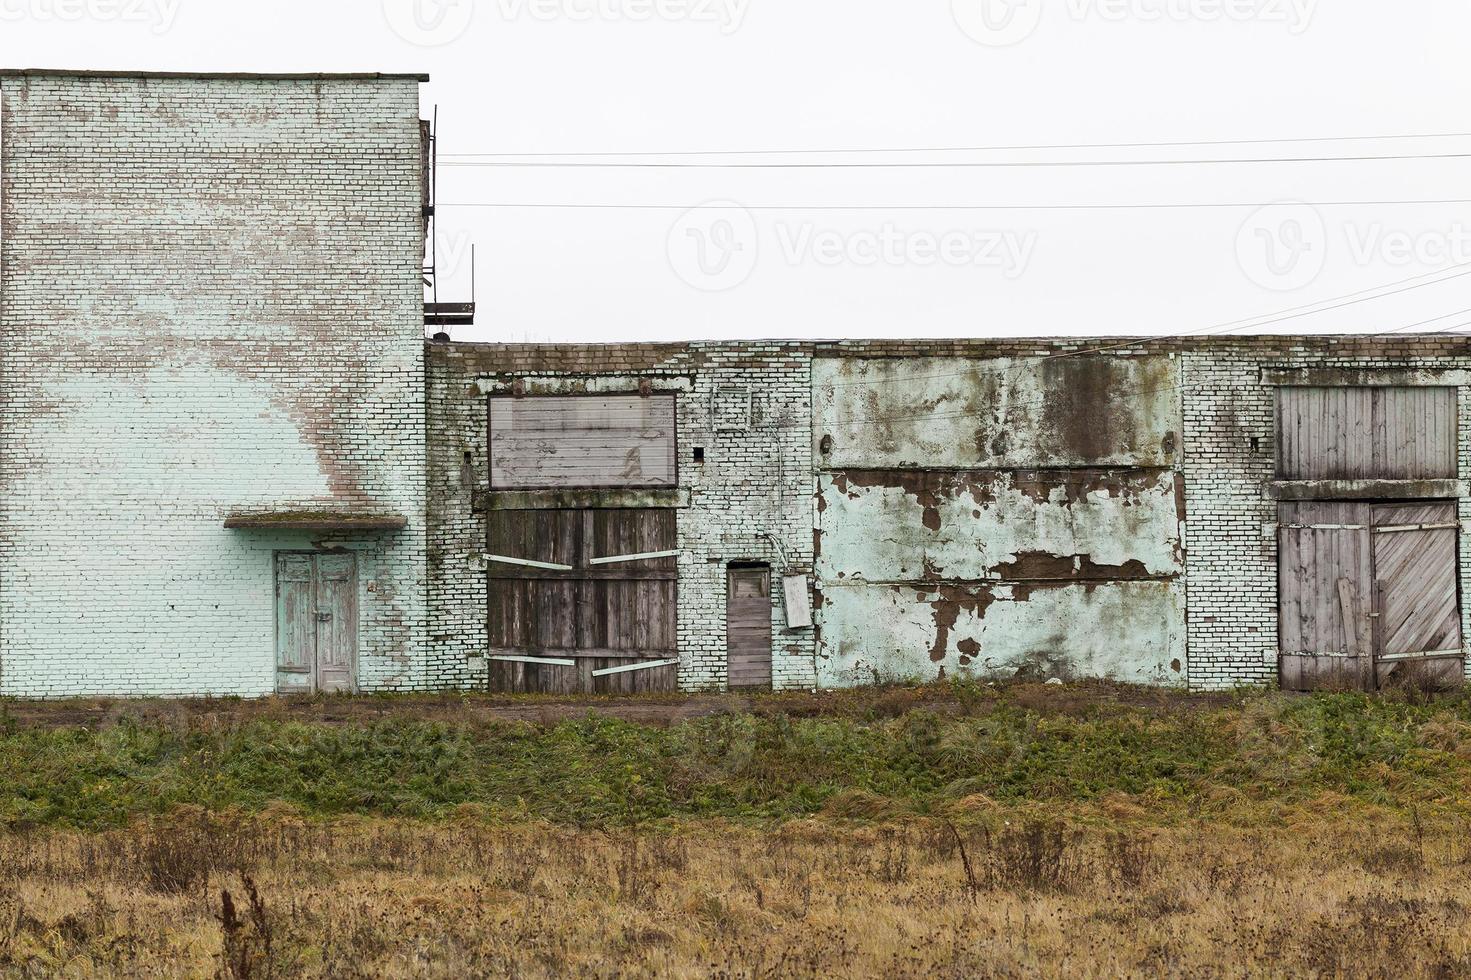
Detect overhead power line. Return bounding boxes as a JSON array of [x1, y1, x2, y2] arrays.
[[440, 198, 1471, 212], [438, 152, 1471, 170], [440, 130, 1471, 159]]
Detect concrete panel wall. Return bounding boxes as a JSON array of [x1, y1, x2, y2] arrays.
[[0, 74, 428, 697], [812, 353, 1186, 688], [818, 581, 1186, 687], [813, 355, 1182, 470], [817, 469, 1185, 583]]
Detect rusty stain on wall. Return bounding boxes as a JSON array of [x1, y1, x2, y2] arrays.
[[813, 354, 1186, 688], [818, 581, 1186, 687], [817, 469, 1185, 583], [813, 355, 1182, 470]]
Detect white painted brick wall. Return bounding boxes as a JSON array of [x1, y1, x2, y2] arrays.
[[0, 74, 428, 698]]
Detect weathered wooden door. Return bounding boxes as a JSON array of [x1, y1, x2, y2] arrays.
[[727, 566, 773, 690], [1372, 502, 1464, 689], [1279, 502, 1464, 691], [1279, 502, 1376, 691], [276, 553, 358, 695], [487, 510, 680, 694]]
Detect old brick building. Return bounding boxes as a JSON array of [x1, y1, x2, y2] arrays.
[[438, 338, 1471, 695], [0, 71, 429, 698], [1, 71, 1466, 698]]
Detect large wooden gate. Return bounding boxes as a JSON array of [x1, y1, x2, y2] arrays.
[[1279, 501, 1464, 691], [486, 509, 680, 694]]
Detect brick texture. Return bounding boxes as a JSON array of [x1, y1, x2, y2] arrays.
[[0, 74, 428, 697], [427, 342, 818, 692]]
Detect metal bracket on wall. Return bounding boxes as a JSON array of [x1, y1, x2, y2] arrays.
[[1374, 522, 1463, 535], [1377, 650, 1464, 663]]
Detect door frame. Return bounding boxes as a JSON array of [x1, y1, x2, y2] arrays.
[[274, 550, 360, 696]]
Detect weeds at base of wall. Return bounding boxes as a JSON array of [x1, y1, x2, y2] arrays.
[[6, 682, 1471, 830]]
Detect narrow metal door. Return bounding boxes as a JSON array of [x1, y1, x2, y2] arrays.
[[727, 566, 774, 690], [276, 552, 358, 695]]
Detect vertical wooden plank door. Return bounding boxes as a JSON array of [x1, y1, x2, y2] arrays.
[[1278, 502, 1375, 691], [487, 509, 679, 694], [1279, 501, 1465, 691], [1372, 502, 1465, 689], [275, 553, 359, 695], [727, 566, 774, 690]]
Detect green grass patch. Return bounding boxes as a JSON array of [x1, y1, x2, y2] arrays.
[[3, 687, 1471, 830]]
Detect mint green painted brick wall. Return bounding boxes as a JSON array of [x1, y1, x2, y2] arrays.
[[0, 75, 428, 697]]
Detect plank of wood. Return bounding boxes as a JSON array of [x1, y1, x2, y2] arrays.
[[591, 659, 681, 678], [1337, 578, 1362, 656], [490, 395, 678, 490]]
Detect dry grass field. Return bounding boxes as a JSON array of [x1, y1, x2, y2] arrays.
[[3, 810, 1471, 977], [3, 683, 1471, 977]]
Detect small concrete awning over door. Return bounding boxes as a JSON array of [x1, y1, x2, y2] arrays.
[[223, 510, 409, 533]]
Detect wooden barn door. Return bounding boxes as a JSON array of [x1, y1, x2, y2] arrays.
[[726, 566, 773, 690], [1372, 502, 1464, 689], [1279, 502, 1376, 691], [1279, 501, 1464, 691], [487, 509, 679, 694]]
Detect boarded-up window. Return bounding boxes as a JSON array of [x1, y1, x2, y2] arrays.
[[490, 395, 677, 490], [1277, 387, 1457, 480]]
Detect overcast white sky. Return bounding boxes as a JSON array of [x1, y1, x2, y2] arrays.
[[5, 0, 1471, 342]]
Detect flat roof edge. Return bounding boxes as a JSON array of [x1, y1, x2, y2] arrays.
[[429, 333, 1471, 350], [0, 69, 430, 82]]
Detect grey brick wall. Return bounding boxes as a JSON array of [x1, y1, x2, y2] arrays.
[[0, 73, 428, 697], [431, 335, 1471, 694], [426, 341, 818, 692], [1181, 336, 1471, 691]]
